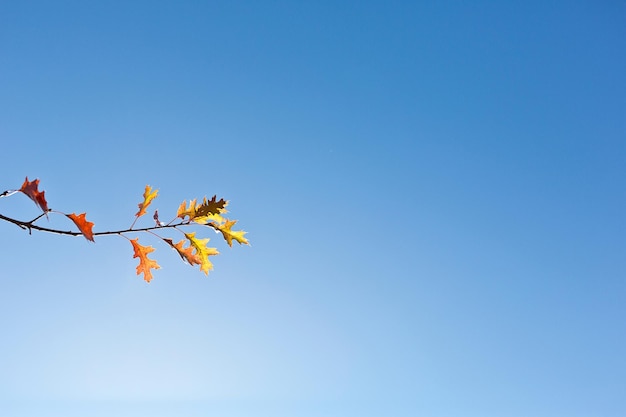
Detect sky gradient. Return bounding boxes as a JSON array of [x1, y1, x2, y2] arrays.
[[0, 1, 625, 416]]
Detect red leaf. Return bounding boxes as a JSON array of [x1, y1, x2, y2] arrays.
[[20, 177, 49, 213], [67, 212, 95, 242]]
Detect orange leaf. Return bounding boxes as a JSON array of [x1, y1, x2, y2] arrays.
[[177, 198, 197, 220], [135, 185, 158, 218], [67, 212, 95, 242], [20, 177, 49, 213], [163, 238, 202, 267], [130, 238, 160, 282]]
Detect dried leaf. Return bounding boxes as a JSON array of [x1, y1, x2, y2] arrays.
[[130, 238, 160, 282], [196, 195, 228, 217], [153, 209, 165, 226], [67, 212, 95, 242], [136, 185, 158, 218], [177, 196, 227, 222], [20, 177, 49, 213]]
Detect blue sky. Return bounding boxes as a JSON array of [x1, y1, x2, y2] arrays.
[[0, 1, 624, 416]]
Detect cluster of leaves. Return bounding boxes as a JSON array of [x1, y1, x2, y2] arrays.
[[0, 177, 249, 282]]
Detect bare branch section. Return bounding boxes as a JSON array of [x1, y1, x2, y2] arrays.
[[0, 212, 193, 236], [0, 178, 249, 282]]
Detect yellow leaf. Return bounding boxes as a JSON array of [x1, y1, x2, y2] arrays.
[[130, 238, 160, 282], [185, 232, 219, 275], [193, 213, 225, 225], [136, 185, 158, 218], [215, 219, 249, 247], [176, 199, 197, 220]]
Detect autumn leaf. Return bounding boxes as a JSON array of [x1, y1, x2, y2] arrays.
[[177, 199, 197, 220], [185, 232, 219, 275], [136, 185, 158, 218], [67, 212, 95, 242], [130, 238, 160, 282], [163, 238, 202, 267], [215, 219, 249, 247], [196, 195, 228, 217], [20, 177, 49, 213], [193, 212, 226, 225], [177, 196, 227, 222], [3, 177, 250, 279]]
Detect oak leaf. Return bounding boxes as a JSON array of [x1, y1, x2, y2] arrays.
[[67, 212, 95, 242], [130, 238, 160, 282], [185, 232, 219, 275], [215, 219, 249, 247], [195, 195, 228, 217], [177, 196, 227, 222], [177, 199, 197, 220], [20, 177, 49, 213], [192, 212, 226, 225], [136, 185, 158, 218], [163, 238, 202, 267]]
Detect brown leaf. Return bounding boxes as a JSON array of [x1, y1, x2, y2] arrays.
[[177, 196, 228, 221], [195, 195, 228, 217]]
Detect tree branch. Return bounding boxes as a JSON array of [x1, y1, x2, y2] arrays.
[[0, 212, 214, 239]]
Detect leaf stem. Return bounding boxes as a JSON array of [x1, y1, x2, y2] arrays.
[[28, 211, 50, 224], [0, 190, 19, 198]]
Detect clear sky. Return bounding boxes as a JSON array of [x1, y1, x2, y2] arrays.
[[0, 1, 624, 416]]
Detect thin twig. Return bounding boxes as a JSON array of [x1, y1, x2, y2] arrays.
[[0, 212, 195, 238]]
